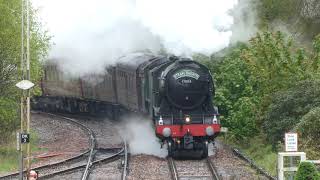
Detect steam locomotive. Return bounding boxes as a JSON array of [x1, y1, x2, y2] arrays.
[[34, 53, 221, 157]]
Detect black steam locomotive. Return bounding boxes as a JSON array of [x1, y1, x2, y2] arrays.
[[34, 53, 221, 157]]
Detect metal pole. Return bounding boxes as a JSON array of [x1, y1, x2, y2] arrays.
[[19, 0, 25, 179], [26, 0, 31, 178], [289, 156, 294, 180], [19, 100, 24, 180]]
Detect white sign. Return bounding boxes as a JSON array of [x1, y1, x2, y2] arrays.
[[17, 132, 20, 151], [16, 80, 34, 90], [285, 133, 298, 152]]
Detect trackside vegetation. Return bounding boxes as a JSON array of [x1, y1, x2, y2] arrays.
[[0, 0, 49, 143], [198, 32, 320, 175], [197, 0, 320, 175], [295, 162, 320, 180], [0, 0, 50, 173]]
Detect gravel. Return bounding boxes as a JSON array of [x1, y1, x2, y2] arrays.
[[55, 114, 123, 149], [211, 140, 269, 180], [31, 112, 90, 167], [3, 112, 272, 180], [127, 154, 170, 180], [89, 160, 122, 180], [50, 114, 124, 180], [44, 169, 84, 180], [174, 159, 212, 180]]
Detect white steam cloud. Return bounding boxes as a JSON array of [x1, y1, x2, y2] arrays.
[[32, 0, 240, 75], [117, 117, 167, 157]]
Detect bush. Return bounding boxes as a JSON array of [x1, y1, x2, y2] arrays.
[[263, 80, 320, 147], [0, 97, 19, 144], [295, 107, 320, 158], [295, 162, 320, 180]]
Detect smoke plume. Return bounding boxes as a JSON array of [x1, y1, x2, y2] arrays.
[[32, 0, 243, 75], [117, 116, 167, 157]]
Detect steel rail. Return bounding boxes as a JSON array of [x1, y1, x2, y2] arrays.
[[206, 157, 221, 180], [0, 112, 93, 180], [121, 138, 129, 180], [39, 147, 124, 179], [167, 157, 220, 180], [37, 112, 97, 180], [167, 157, 179, 180], [0, 151, 89, 179]]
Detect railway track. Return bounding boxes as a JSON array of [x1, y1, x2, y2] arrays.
[[0, 112, 129, 180], [85, 139, 129, 180], [40, 147, 125, 179], [167, 157, 220, 180]]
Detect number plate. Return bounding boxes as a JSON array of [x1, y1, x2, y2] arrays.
[[21, 133, 30, 143]]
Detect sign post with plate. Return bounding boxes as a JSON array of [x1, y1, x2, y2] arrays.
[[285, 133, 298, 152], [21, 133, 30, 144], [285, 133, 298, 180]]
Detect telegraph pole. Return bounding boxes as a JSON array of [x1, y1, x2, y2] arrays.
[[17, 0, 33, 179], [26, 0, 31, 175], [19, 0, 25, 179]]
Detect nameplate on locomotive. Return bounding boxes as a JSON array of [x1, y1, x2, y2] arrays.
[[173, 69, 200, 80]]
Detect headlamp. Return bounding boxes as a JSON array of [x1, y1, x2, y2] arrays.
[[185, 116, 191, 124]]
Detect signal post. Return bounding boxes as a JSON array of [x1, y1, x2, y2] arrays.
[[16, 0, 33, 179]]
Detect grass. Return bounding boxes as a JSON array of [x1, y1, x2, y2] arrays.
[[220, 134, 278, 176], [0, 130, 41, 173], [0, 138, 19, 173]]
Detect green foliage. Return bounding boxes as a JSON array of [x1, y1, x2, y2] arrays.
[[0, 0, 50, 142], [312, 34, 320, 71], [295, 107, 320, 158], [0, 97, 19, 144], [0, 145, 18, 172], [241, 135, 277, 176], [295, 162, 320, 180], [201, 31, 318, 142], [258, 0, 300, 26], [0, 130, 42, 172], [199, 43, 261, 141], [242, 32, 312, 95], [227, 97, 259, 140], [263, 80, 320, 147], [257, 0, 320, 41]]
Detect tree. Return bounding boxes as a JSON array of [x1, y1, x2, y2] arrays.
[[201, 32, 318, 142], [263, 80, 320, 147], [0, 0, 50, 143], [295, 107, 320, 158]]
